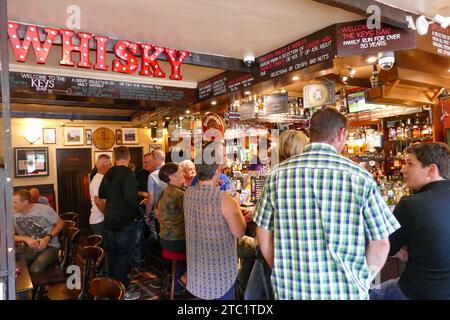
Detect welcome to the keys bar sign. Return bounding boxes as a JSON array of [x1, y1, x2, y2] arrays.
[[7, 22, 189, 80]]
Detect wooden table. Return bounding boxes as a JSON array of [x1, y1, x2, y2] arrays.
[[15, 259, 34, 299]]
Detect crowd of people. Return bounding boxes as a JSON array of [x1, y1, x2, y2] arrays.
[[12, 106, 450, 300]]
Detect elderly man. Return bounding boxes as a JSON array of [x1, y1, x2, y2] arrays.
[[29, 188, 49, 206], [13, 189, 64, 275], [179, 159, 196, 187]]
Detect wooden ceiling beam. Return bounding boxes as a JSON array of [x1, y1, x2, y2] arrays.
[[312, 0, 412, 29]]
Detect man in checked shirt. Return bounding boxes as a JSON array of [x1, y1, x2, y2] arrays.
[[253, 106, 400, 300]]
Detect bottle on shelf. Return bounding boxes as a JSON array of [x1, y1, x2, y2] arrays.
[[420, 116, 432, 139], [404, 118, 412, 140], [387, 189, 396, 211], [411, 117, 421, 139], [395, 121, 405, 141]]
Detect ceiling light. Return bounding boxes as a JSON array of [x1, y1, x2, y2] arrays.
[[348, 68, 356, 76], [341, 76, 349, 83], [292, 76, 300, 81], [280, 88, 286, 93], [244, 91, 251, 95], [211, 101, 217, 105], [185, 110, 190, 114], [179, 116, 184, 120], [367, 56, 377, 63], [165, 117, 170, 120]]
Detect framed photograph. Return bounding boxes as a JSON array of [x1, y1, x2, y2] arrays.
[[42, 128, 56, 144], [85, 129, 92, 146], [14, 147, 49, 178], [63, 127, 84, 146], [94, 151, 114, 166], [122, 128, 139, 144]]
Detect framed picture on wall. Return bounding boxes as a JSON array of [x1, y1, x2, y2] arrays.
[[14, 147, 49, 178], [85, 129, 92, 146], [42, 128, 56, 144], [94, 151, 114, 166], [63, 127, 84, 146], [122, 128, 139, 144]]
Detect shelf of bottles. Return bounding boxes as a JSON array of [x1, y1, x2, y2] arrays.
[[343, 124, 384, 162]]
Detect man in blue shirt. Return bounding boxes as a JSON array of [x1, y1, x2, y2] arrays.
[[191, 172, 235, 194]]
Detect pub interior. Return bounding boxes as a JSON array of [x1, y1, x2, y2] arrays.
[[1, 0, 450, 301]]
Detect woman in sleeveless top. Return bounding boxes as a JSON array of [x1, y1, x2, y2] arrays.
[[184, 142, 246, 300]]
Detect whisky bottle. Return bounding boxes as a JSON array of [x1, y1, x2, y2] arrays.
[[412, 117, 421, 139]]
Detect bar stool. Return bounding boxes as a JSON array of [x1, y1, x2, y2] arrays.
[[161, 248, 186, 300]]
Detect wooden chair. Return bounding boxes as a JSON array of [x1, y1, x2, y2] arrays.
[[61, 212, 79, 224], [89, 277, 126, 300], [85, 234, 103, 247], [31, 227, 80, 299], [47, 246, 104, 300]]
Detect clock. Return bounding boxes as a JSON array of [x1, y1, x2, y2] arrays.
[[92, 127, 115, 150]]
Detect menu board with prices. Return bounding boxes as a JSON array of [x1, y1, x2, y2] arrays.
[[197, 72, 256, 100], [250, 175, 266, 203]]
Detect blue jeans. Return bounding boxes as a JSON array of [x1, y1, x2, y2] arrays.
[[369, 278, 410, 300], [103, 221, 139, 288], [131, 218, 145, 268]]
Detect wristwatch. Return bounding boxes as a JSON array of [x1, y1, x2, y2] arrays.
[[45, 233, 53, 240]]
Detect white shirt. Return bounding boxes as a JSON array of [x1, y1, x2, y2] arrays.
[[89, 173, 105, 225]]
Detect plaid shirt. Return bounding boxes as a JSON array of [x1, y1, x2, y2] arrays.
[[253, 143, 400, 300]]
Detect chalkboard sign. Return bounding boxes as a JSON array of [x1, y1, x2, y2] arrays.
[[264, 93, 289, 115], [8, 71, 193, 103], [250, 175, 266, 203]]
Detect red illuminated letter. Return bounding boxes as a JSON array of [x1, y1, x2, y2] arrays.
[[7, 22, 59, 64], [59, 29, 93, 68], [94, 36, 109, 71], [164, 48, 189, 80], [139, 44, 166, 78], [113, 40, 138, 74]]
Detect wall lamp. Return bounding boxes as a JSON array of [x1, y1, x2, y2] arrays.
[[24, 129, 41, 144]]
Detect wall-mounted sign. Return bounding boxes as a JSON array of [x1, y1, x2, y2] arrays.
[[7, 21, 189, 80], [240, 101, 257, 120], [336, 20, 416, 56], [416, 23, 450, 57], [303, 81, 335, 108], [264, 93, 289, 115], [202, 112, 225, 141]]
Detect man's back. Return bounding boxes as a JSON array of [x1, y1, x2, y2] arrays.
[[390, 180, 450, 299], [254, 143, 399, 299]]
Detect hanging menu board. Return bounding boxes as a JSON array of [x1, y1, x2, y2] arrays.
[[264, 93, 289, 114], [197, 71, 255, 100], [257, 25, 336, 82], [8, 72, 195, 103], [336, 20, 416, 56], [416, 23, 450, 57]]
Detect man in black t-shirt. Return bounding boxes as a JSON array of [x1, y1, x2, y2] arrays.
[[98, 146, 142, 299], [370, 143, 450, 300]]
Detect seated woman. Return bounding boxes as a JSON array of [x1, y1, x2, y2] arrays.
[[155, 162, 187, 293]]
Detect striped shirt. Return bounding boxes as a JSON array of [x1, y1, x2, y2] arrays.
[[253, 143, 400, 300]]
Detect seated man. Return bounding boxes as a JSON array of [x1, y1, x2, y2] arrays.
[[29, 187, 49, 206], [13, 189, 64, 275], [370, 143, 450, 300]]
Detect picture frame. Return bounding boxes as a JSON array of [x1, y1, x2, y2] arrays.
[[85, 129, 92, 146], [14, 147, 49, 178], [63, 127, 85, 146], [42, 128, 56, 144], [94, 151, 114, 166], [122, 128, 139, 144]]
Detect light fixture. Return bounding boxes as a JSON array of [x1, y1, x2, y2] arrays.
[[24, 129, 41, 144], [367, 56, 377, 63], [244, 91, 251, 95], [211, 101, 217, 105], [280, 88, 286, 93], [165, 116, 170, 120], [292, 75, 300, 81], [179, 116, 184, 120], [348, 68, 356, 76], [185, 110, 190, 114]]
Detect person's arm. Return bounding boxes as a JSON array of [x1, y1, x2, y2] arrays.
[[37, 216, 65, 251], [138, 191, 148, 198], [388, 199, 410, 256], [14, 234, 39, 248], [145, 175, 155, 216], [221, 192, 246, 238], [366, 238, 390, 280], [256, 225, 274, 268], [94, 196, 106, 213]]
